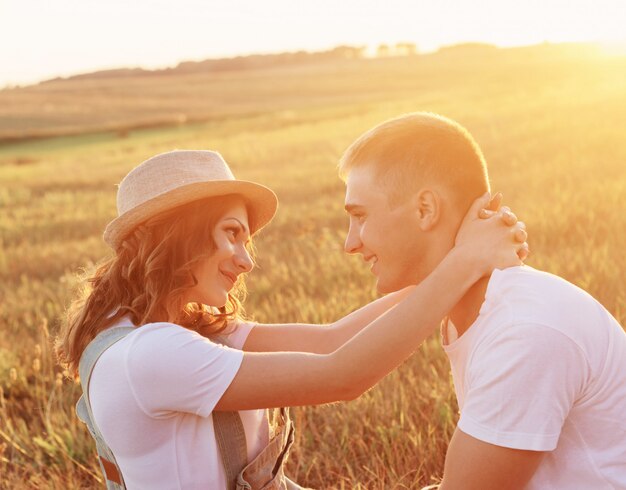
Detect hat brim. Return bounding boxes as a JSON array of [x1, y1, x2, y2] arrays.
[[103, 180, 278, 249]]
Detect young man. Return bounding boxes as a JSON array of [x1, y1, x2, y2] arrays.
[[340, 112, 626, 490]]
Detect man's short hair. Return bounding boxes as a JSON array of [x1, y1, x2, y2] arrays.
[[339, 112, 490, 210]]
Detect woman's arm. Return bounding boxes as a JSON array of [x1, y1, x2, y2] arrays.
[[217, 246, 488, 410], [216, 195, 524, 411], [242, 286, 414, 354], [241, 195, 524, 355]]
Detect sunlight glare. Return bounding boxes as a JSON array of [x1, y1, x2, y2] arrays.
[[598, 41, 626, 57]]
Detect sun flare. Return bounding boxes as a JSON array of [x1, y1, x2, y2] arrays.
[[598, 41, 626, 57]]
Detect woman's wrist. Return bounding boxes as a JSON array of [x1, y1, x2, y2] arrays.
[[446, 244, 486, 287]]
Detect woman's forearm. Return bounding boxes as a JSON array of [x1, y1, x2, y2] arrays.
[[243, 287, 414, 354], [218, 195, 523, 410], [327, 286, 415, 347], [328, 247, 480, 398], [218, 247, 482, 411]]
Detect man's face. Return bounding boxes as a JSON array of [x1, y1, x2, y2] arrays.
[[344, 165, 428, 293]]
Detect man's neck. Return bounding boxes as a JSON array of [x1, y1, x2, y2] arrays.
[[448, 275, 491, 337]]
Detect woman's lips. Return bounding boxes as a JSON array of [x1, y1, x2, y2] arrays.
[[220, 270, 237, 286]]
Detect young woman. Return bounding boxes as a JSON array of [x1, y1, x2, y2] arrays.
[[57, 150, 526, 490]]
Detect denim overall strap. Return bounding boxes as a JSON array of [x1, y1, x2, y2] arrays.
[[236, 407, 302, 490], [214, 410, 248, 490], [210, 333, 249, 490], [77, 326, 135, 489]]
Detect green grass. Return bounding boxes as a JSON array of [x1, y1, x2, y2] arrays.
[[1, 45, 625, 488]]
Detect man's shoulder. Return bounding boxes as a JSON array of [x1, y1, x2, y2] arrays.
[[489, 265, 572, 296], [480, 266, 618, 367], [487, 266, 600, 323]]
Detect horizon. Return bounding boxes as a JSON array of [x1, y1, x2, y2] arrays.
[[3, 0, 626, 89], [2, 40, 611, 90]]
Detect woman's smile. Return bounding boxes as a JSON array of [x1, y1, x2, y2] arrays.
[[220, 269, 237, 288]]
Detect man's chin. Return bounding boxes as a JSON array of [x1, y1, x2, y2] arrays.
[[376, 277, 408, 295]]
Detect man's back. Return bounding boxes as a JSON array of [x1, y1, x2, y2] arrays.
[[443, 266, 626, 489]]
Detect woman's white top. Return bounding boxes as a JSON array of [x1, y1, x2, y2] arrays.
[[89, 317, 268, 489]]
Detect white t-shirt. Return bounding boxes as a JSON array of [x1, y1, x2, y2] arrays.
[[443, 266, 626, 490], [89, 318, 268, 490]]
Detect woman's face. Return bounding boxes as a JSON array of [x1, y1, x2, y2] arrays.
[[186, 199, 254, 307]]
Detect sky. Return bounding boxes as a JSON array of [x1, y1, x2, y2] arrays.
[[2, 0, 626, 88]]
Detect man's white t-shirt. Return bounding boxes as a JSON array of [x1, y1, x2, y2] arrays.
[[443, 266, 626, 489], [89, 318, 268, 490]]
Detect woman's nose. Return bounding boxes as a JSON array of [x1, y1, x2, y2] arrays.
[[234, 248, 254, 272]]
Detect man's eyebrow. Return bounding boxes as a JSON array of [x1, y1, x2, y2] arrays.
[[223, 217, 250, 235]]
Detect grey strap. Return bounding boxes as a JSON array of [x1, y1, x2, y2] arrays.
[[78, 325, 249, 490], [77, 326, 135, 489], [213, 409, 248, 490], [210, 334, 249, 489], [79, 326, 135, 388]]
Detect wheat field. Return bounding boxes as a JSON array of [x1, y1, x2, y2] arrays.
[[1, 44, 625, 488]]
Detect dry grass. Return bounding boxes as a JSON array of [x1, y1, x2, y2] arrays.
[[1, 44, 625, 488]]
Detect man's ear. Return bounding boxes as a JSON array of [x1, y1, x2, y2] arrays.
[[413, 189, 441, 231]]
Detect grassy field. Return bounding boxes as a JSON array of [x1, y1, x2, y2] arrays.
[[1, 44, 625, 488]]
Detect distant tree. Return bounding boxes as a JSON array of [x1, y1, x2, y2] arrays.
[[353, 46, 367, 58], [437, 42, 497, 55], [395, 42, 418, 56], [329, 45, 366, 59], [377, 44, 390, 57]]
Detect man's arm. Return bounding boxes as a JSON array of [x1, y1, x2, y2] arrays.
[[437, 322, 587, 490], [440, 428, 544, 490]]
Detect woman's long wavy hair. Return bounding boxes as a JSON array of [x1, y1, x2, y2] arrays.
[[56, 195, 252, 378]]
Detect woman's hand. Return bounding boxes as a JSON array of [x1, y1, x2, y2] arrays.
[[455, 193, 529, 277], [480, 192, 529, 260]]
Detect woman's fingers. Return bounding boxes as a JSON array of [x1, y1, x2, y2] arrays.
[[481, 206, 517, 225], [486, 192, 503, 212], [478, 192, 502, 218], [479, 208, 496, 219], [465, 191, 531, 268], [499, 207, 518, 226], [514, 226, 528, 243], [513, 219, 529, 261], [517, 242, 530, 262], [469, 192, 492, 218]]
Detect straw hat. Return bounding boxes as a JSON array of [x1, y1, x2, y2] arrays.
[[103, 150, 278, 249]]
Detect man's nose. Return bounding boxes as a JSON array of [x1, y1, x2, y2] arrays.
[[344, 226, 362, 255]]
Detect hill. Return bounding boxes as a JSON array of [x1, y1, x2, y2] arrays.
[[0, 42, 617, 143]]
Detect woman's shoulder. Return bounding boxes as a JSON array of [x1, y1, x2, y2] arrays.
[[121, 321, 243, 378], [109, 318, 246, 363], [96, 319, 245, 419], [133, 319, 254, 349], [128, 321, 209, 348]]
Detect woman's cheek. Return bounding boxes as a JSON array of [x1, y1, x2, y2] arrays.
[[213, 233, 231, 251]]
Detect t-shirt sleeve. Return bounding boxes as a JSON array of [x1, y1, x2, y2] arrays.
[[224, 321, 255, 350], [125, 323, 244, 418], [458, 323, 589, 451]]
